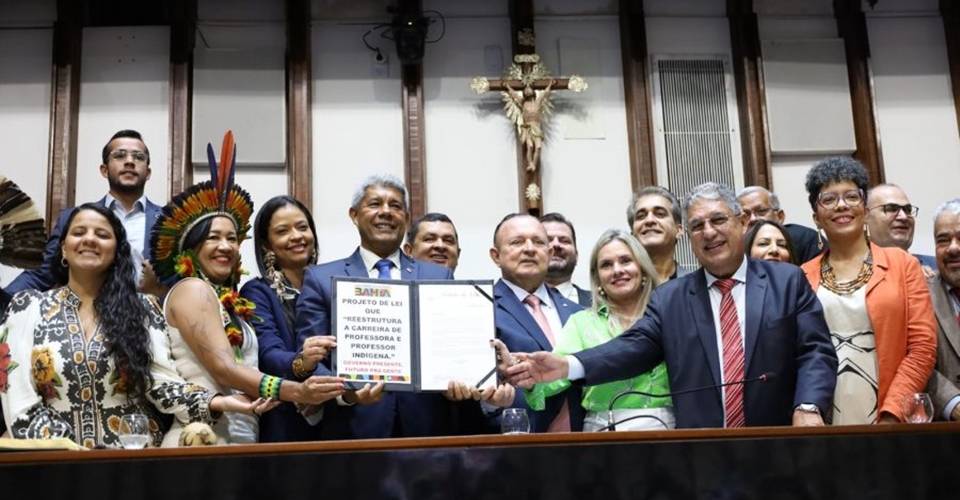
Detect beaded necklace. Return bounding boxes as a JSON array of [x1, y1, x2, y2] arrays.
[[820, 249, 873, 295]]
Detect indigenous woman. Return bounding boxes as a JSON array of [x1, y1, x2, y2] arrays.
[[802, 157, 936, 424], [151, 132, 344, 445], [240, 195, 331, 442], [525, 230, 674, 431], [0, 204, 264, 448]]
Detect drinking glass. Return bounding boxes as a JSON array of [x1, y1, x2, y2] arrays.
[[500, 408, 530, 434], [118, 413, 150, 449], [902, 393, 934, 423]]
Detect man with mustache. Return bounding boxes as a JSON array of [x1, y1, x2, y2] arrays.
[[866, 183, 936, 271], [403, 212, 461, 271], [505, 183, 837, 429], [540, 212, 590, 306], [2, 129, 164, 310], [736, 186, 823, 264], [924, 199, 960, 421], [627, 186, 695, 282]]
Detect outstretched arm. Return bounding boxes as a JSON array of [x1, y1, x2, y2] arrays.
[[167, 279, 343, 405]]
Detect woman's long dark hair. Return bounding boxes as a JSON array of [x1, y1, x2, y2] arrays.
[[744, 220, 798, 265], [52, 203, 153, 401], [252, 195, 319, 279]]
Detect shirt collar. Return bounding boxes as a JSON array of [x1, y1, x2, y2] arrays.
[[358, 246, 402, 274], [104, 192, 147, 214], [704, 257, 748, 289], [553, 280, 575, 296], [502, 279, 553, 309]]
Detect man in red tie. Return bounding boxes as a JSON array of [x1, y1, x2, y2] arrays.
[[504, 183, 837, 429], [490, 214, 584, 432]]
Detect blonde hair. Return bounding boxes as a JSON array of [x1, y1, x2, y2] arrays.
[[588, 230, 661, 330]]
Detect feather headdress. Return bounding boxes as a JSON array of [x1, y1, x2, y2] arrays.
[[149, 131, 253, 284]]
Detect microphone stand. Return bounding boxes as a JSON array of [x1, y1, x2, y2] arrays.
[[603, 372, 775, 431]]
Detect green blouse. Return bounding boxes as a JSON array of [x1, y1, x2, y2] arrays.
[[524, 305, 672, 413]]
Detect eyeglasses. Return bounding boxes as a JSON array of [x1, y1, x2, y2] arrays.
[[687, 214, 732, 234], [109, 149, 148, 163], [869, 203, 918, 218], [742, 207, 772, 219], [817, 189, 863, 209]]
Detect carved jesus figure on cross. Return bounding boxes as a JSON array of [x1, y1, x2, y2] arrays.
[[471, 53, 587, 211]]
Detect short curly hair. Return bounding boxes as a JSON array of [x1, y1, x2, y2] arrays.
[[804, 157, 869, 210]]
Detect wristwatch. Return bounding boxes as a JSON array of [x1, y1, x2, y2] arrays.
[[291, 353, 311, 380], [795, 403, 822, 416]]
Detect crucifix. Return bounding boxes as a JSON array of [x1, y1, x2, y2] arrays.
[[470, 3, 587, 215]]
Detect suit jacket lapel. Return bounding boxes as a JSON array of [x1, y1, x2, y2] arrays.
[[399, 253, 417, 279], [343, 248, 367, 277], [743, 261, 767, 373], [688, 270, 721, 388], [144, 200, 161, 259], [931, 278, 960, 360], [548, 287, 576, 325], [494, 280, 553, 351], [865, 243, 888, 296]]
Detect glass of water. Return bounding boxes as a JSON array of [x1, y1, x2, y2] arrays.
[[501, 408, 530, 435], [902, 393, 934, 423], [119, 413, 150, 449]]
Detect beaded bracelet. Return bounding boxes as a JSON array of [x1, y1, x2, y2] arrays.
[[258, 374, 282, 400]]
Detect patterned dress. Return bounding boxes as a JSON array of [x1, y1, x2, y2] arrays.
[[0, 288, 218, 448]]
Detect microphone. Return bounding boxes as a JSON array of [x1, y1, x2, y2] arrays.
[[602, 371, 776, 432]]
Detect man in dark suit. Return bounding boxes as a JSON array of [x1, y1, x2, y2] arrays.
[[296, 175, 511, 439], [402, 212, 461, 271], [540, 212, 591, 307], [737, 185, 823, 264], [3, 129, 163, 309], [492, 213, 584, 432], [925, 199, 960, 421], [507, 183, 837, 429]]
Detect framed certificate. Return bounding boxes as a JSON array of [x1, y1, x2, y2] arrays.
[[331, 277, 497, 392]]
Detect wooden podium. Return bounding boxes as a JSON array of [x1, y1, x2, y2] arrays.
[[1, 424, 957, 499]]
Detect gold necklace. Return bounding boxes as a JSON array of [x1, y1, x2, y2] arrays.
[[820, 251, 873, 295]]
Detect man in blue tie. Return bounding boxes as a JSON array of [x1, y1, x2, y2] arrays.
[[505, 183, 837, 429], [2, 129, 164, 310], [296, 175, 511, 438]]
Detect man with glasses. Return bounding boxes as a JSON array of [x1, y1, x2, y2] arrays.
[[504, 182, 837, 429], [865, 183, 936, 271], [2, 129, 164, 309], [737, 186, 823, 264]]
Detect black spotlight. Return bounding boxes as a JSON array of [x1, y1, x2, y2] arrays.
[[389, 6, 429, 65]]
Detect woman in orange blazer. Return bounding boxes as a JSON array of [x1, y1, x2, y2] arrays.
[[802, 157, 936, 424]]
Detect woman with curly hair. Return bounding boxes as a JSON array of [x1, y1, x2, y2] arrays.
[[802, 157, 936, 424], [0, 204, 266, 448]]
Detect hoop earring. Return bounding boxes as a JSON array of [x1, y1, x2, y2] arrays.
[[61, 256, 68, 267]]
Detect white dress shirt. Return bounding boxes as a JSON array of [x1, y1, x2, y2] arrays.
[[552, 280, 580, 305], [358, 247, 402, 280], [105, 193, 148, 284], [502, 279, 564, 344]]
